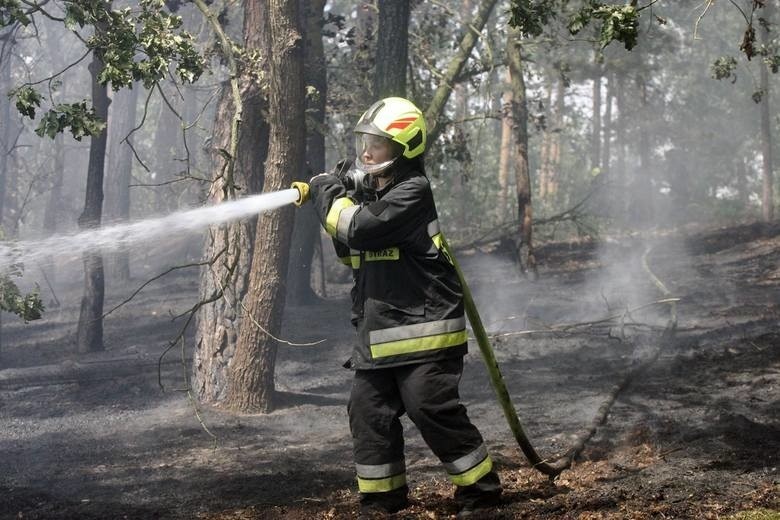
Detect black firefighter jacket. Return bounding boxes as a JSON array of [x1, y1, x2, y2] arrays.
[[309, 165, 468, 369]]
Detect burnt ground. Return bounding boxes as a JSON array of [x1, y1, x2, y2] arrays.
[[1, 222, 779, 520]]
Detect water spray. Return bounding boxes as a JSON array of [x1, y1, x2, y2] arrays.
[[0, 189, 301, 273]]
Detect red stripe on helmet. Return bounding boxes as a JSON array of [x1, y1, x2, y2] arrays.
[[385, 117, 417, 131]]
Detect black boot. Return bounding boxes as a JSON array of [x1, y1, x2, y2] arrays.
[[454, 472, 502, 518], [358, 485, 409, 519]]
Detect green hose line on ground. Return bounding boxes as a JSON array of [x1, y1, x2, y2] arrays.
[[442, 238, 568, 479]]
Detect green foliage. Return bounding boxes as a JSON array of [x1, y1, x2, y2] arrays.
[[711, 56, 738, 81], [0, 0, 30, 26], [8, 0, 206, 139], [11, 85, 42, 118], [76, 0, 206, 90], [509, 1, 640, 50], [508, 0, 557, 38], [0, 274, 44, 322], [34, 101, 106, 140], [0, 234, 43, 323], [568, 3, 639, 50]]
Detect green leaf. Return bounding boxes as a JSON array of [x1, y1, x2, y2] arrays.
[[0, 0, 31, 27], [12, 85, 42, 119]]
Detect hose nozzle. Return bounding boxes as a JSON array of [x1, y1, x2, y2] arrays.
[[291, 182, 310, 206]]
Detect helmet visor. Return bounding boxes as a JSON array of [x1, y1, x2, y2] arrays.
[[354, 133, 399, 174]]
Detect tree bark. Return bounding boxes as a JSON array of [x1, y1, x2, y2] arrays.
[[106, 85, 139, 282], [76, 53, 110, 353], [631, 72, 653, 228], [591, 58, 602, 173], [0, 36, 10, 232], [374, 0, 409, 98], [225, 0, 305, 413], [287, 0, 326, 305], [602, 72, 612, 178], [538, 81, 552, 200], [760, 0, 775, 222], [424, 0, 498, 141], [736, 156, 749, 213], [507, 26, 536, 277], [615, 71, 627, 220], [194, 0, 270, 404], [43, 134, 65, 237], [497, 69, 512, 221]]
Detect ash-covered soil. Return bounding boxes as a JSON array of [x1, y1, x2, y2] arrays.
[[1, 223, 779, 520]]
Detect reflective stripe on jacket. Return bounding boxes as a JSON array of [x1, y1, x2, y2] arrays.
[[309, 166, 467, 369]]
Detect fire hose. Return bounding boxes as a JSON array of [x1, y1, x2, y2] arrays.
[[291, 181, 567, 479]]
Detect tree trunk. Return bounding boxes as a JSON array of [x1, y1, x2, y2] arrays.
[[631, 72, 653, 228], [507, 26, 536, 277], [538, 81, 552, 200], [497, 69, 512, 221], [153, 85, 181, 213], [424, 0, 498, 141], [760, 1, 775, 222], [76, 53, 110, 353], [0, 39, 10, 231], [374, 0, 409, 98], [194, 0, 270, 404], [226, 0, 305, 413], [591, 58, 602, 173], [43, 134, 65, 237], [736, 156, 749, 213], [106, 85, 139, 282], [615, 71, 627, 221], [602, 72, 612, 178], [549, 77, 564, 197], [287, 0, 326, 305]]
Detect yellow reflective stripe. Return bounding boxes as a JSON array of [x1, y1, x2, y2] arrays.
[[431, 232, 443, 249], [370, 317, 466, 345], [449, 455, 493, 487], [365, 247, 400, 262], [370, 329, 468, 359], [338, 254, 361, 268], [325, 197, 356, 237], [357, 473, 407, 493], [444, 444, 489, 474], [431, 232, 454, 264]]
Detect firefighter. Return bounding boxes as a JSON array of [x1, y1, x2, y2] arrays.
[[308, 97, 502, 518]]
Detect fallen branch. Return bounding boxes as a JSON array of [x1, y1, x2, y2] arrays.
[[547, 244, 679, 470], [487, 298, 681, 339], [0, 356, 189, 390]]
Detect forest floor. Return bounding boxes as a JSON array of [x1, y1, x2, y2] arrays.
[[1, 221, 779, 520]]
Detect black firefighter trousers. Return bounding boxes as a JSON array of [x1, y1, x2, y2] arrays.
[[348, 356, 501, 509]]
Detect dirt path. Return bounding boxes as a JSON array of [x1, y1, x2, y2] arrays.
[[1, 223, 778, 519]]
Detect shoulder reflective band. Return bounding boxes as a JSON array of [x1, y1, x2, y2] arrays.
[[365, 247, 400, 262], [426, 219, 452, 264], [369, 317, 467, 359], [444, 444, 493, 486], [338, 249, 361, 268], [355, 460, 407, 493], [325, 198, 358, 242]]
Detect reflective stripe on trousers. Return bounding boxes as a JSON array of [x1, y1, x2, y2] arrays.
[[355, 461, 407, 493], [443, 443, 494, 486]]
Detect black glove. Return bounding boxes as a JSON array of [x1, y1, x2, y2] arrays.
[[332, 159, 353, 181], [331, 158, 368, 198]]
